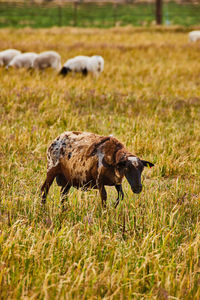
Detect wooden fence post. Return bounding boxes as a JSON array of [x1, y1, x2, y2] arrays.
[[113, 3, 117, 26], [58, 5, 62, 27], [156, 0, 162, 25], [74, 1, 78, 26]]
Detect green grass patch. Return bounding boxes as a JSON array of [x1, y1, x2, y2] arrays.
[[0, 2, 199, 28]]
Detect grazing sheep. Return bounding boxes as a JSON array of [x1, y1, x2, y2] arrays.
[[7, 52, 38, 69], [0, 49, 21, 67], [188, 31, 200, 42], [33, 51, 61, 71], [60, 55, 104, 77], [41, 131, 154, 208]]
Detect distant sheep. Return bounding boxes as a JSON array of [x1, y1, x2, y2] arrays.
[[60, 55, 104, 77], [0, 49, 21, 67], [33, 51, 61, 71], [41, 131, 154, 208], [189, 31, 200, 42], [7, 52, 38, 69]]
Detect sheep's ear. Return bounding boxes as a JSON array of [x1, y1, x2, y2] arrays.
[[115, 152, 128, 168], [86, 137, 111, 157], [141, 160, 154, 168]]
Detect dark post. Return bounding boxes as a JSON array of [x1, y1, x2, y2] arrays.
[[58, 5, 62, 27], [74, 1, 78, 26], [156, 0, 162, 25], [113, 3, 117, 26]]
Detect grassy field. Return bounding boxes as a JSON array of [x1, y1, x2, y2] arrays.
[[0, 27, 200, 299], [0, 2, 200, 28]]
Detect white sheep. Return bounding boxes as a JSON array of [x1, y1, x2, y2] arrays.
[[33, 51, 61, 71], [7, 52, 38, 69], [0, 49, 21, 67], [60, 55, 104, 77], [188, 31, 200, 42]]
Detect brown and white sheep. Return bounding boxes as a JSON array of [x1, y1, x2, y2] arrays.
[[41, 131, 154, 208]]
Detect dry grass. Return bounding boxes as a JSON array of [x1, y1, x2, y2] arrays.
[[0, 26, 200, 299]]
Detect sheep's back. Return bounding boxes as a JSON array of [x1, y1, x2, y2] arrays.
[[33, 51, 61, 70], [9, 52, 38, 68], [65, 56, 89, 71], [47, 131, 101, 186], [0, 49, 21, 66]]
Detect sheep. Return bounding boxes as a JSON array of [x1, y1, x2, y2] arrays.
[[188, 31, 200, 42], [41, 131, 154, 208], [60, 55, 104, 77], [7, 52, 38, 69], [0, 49, 21, 67], [33, 51, 61, 71]]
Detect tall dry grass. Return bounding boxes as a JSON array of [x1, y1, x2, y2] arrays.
[[0, 27, 200, 299]]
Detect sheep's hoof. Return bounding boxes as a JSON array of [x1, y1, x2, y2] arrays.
[[60, 202, 68, 212], [40, 200, 46, 206], [102, 203, 107, 210]]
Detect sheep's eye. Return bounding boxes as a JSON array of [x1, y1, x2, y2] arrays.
[[117, 161, 127, 169]]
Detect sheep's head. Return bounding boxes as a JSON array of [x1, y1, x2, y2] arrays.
[[116, 155, 154, 194], [87, 136, 154, 193]]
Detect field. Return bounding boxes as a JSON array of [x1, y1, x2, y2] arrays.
[[0, 2, 200, 28], [0, 27, 200, 299]]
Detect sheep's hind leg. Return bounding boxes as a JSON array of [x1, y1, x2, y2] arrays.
[[61, 185, 71, 204], [56, 174, 71, 209], [114, 185, 124, 208], [41, 167, 58, 205]]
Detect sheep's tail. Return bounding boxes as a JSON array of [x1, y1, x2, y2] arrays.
[[59, 66, 70, 76]]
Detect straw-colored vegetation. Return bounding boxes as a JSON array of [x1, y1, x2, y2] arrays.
[[0, 27, 200, 299]]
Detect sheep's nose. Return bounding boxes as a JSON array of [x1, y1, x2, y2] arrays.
[[132, 185, 142, 194]]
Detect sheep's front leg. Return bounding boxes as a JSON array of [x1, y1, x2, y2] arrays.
[[82, 68, 88, 76], [114, 184, 124, 208], [97, 167, 107, 208], [99, 184, 107, 209]]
